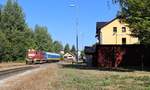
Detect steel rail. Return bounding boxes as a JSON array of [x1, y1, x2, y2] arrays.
[[0, 66, 38, 80]]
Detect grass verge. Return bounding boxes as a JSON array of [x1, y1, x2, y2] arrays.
[[52, 64, 150, 90]]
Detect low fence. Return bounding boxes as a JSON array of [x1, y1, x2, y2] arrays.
[[95, 45, 150, 68]]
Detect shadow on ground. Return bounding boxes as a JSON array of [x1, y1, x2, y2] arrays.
[[61, 63, 150, 72]]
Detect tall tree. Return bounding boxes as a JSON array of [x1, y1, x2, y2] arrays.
[[1, 0, 27, 33], [0, 4, 2, 27], [34, 25, 53, 51], [52, 41, 63, 53], [71, 45, 76, 55], [0, 31, 11, 62], [0, 0, 34, 60], [24, 28, 37, 49], [64, 44, 70, 53], [113, 0, 150, 44], [80, 50, 85, 59], [0, 0, 63, 61], [0, 5, 11, 62]]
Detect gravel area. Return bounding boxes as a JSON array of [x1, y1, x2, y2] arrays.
[[0, 63, 26, 70], [0, 63, 58, 90]]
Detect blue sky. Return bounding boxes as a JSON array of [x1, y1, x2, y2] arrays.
[[0, 0, 119, 50]]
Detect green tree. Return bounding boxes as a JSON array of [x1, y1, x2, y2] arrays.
[[71, 45, 76, 55], [1, 0, 27, 33], [80, 50, 85, 60], [0, 0, 34, 61], [64, 44, 70, 53], [24, 28, 37, 49], [0, 0, 62, 62], [0, 31, 11, 62], [0, 6, 1, 25], [11, 29, 37, 60], [52, 41, 63, 53], [34, 25, 53, 51], [113, 0, 150, 44]]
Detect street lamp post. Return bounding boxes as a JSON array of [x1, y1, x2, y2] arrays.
[[69, 0, 79, 63]]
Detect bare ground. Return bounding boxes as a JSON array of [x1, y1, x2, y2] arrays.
[[1, 63, 150, 90], [0, 63, 59, 90], [0, 63, 25, 70]]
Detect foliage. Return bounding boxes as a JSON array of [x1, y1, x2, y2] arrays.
[[80, 50, 85, 58], [113, 0, 150, 44], [64, 44, 70, 53], [0, 0, 63, 62], [52, 41, 63, 53], [71, 45, 76, 55], [34, 25, 53, 51], [0, 31, 11, 62], [0, 0, 29, 61]]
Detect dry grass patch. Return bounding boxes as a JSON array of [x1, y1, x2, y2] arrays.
[[0, 63, 59, 90], [52, 64, 150, 90], [0, 62, 25, 70]]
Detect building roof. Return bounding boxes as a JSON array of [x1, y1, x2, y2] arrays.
[[96, 18, 118, 35], [64, 52, 75, 57], [96, 22, 108, 30]]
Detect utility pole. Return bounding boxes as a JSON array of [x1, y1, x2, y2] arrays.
[[69, 0, 79, 63]]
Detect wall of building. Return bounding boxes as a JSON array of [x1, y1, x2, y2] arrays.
[[100, 19, 139, 45], [63, 53, 75, 60]]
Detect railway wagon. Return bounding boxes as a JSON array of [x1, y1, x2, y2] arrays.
[[44, 52, 61, 62], [26, 49, 62, 64]]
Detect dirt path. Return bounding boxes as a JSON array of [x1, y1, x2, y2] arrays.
[[0, 63, 59, 90]]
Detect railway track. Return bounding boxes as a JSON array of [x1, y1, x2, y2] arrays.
[[0, 65, 39, 80]]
